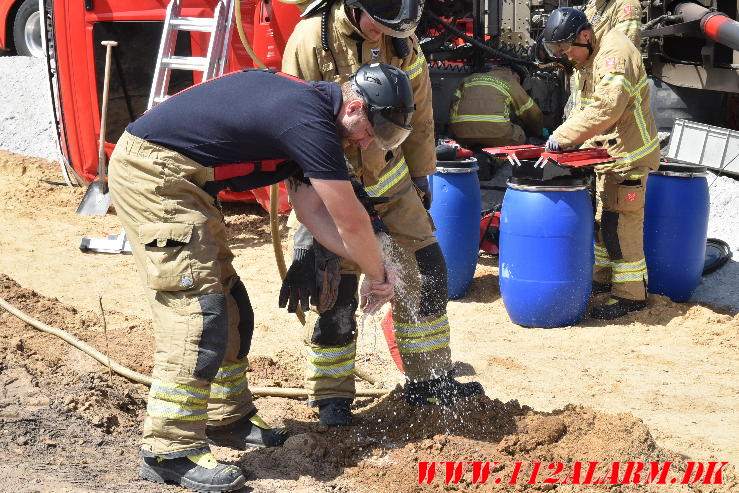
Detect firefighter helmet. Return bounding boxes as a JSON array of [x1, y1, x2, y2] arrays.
[[350, 62, 415, 150], [345, 0, 424, 38], [541, 7, 591, 58]]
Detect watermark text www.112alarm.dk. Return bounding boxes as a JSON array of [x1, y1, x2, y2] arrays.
[[418, 461, 729, 485]]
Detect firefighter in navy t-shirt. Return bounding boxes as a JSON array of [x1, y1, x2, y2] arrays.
[[108, 63, 413, 492]]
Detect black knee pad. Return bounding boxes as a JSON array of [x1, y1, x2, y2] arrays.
[[195, 293, 228, 380], [601, 211, 623, 261], [415, 243, 448, 317], [310, 275, 358, 347], [230, 279, 254, 359]]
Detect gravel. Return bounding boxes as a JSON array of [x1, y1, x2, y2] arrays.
[[1, 54, 737, 312]]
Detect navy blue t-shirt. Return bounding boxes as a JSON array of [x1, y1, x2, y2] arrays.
[[126, 70, 349, 189]]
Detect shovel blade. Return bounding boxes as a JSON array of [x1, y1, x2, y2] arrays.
[[76, 182, 111, 215]]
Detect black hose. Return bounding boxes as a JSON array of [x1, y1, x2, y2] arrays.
[[426, 11, 536, 66]]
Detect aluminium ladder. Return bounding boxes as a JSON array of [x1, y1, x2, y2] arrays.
[[147, 0, 235, 109]]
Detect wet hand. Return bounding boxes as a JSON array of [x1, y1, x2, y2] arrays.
[[360, 269, 396, 314]]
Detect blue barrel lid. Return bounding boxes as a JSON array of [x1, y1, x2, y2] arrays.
[[436, 157, 479, 173]]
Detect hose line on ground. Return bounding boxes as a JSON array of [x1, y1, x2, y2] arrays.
[[0, 296, 388, 397]]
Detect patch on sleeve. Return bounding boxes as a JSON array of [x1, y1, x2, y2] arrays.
[[601, 55, 625, 73], [623, 5, 634, 16]]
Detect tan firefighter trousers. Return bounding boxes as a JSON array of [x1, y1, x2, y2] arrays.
[[593, 168, 650, 300], [108, 132, 255, 458]]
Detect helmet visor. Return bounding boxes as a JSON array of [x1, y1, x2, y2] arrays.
[[543, 38, 574, 58], [369, 107, 413, 150], [359, 0, 424, 38]]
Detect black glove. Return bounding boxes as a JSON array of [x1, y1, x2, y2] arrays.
[[314, 242, 342, 313], [412, 176, 432, 210], [278, 248, 316, 313], [351, 180, 389, 234]]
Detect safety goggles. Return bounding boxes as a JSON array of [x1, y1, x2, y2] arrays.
[[543, 37, 591, 59], [349, 0, 425, 38], [368, 105, 414, 150]]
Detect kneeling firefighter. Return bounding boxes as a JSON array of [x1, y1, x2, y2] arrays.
[[542, 8, 660, 319], [280, 0, 485, 427], [107, 64, 403, 492]]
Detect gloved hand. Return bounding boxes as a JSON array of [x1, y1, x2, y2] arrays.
[[545, 134, 562, 152], [278, 247, 316, 313], [412, 176, 432, 210], [314, 242, 342, 313]]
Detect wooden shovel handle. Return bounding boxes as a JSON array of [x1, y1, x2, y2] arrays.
[[98, 41, 118, 185]]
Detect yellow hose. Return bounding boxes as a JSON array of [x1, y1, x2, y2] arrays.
[[0, 296, 388, 397]]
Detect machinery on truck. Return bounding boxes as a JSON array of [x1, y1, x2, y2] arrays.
[[41, 0, 738, 195]]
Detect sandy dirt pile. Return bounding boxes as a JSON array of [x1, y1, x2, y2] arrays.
[[0, 151, 737, 492]]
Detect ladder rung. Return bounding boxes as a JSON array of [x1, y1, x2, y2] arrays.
[[162, 56, 209, 71], [170, 16, 216, 32]]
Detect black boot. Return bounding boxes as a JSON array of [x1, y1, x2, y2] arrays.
[[316, 397, 353, 426], [592, 281, 612, 295], [207, 411, 288, 449], [405, 373, 484, 406], [590, 296, 646, 320], [140, 452, 245, 492]]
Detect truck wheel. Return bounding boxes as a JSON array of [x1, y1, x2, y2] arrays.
[[13, 0, 43, 57]]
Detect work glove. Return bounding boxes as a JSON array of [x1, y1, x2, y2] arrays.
[[314, 241, 342, 313], [412, 176, 432, 210], [351, 180, 389, 234], [545, 134, 562, 152], [278, 247, 317, 313]]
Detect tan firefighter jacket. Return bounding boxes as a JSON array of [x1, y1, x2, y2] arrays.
[[281, 1, 436, 194], [553, 29, 659, 173], [448, 67, 543, 145], [584, 0, 642, 46]]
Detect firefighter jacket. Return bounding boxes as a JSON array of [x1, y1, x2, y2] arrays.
[[281, 1, 436, 192], [584, 0, 642, 46], [448, 67, 543, 145], [553, 29, 659, 173]]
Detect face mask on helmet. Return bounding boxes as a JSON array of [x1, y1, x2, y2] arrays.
[[367, 105, 413, 150], [346, 0, 424, 38]]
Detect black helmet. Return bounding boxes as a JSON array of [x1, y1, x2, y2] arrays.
[[345, 0, 424, 38], [350, 62, 415, 150], [541, 7, 591, 58]]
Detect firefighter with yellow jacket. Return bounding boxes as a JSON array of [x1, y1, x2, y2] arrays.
[[449, 65, 544, 147], [280, 0, 484, 426], [584, 0, 642, 46], [542, 8, 659, 320]]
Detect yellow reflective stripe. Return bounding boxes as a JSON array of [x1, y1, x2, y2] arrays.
[[149, 390, 208, 406], [147, 403, 209, 420], [150, 380, 209, 398], [365, 157, 409, 197], [610, 136, 659, 166], [516, 97, 535, 116], [210, 379, 248, 397], [615, 20, 641, 32], [449, 114, 510, 123], [214, 362, 248, 380], [581, 97, 594, 107], [307, 360, 355, 378], [627, 173, 644, 179], [395, 314, 449, 331], [396, 334, 451, 353], [306, 342, 356, 362], [612, 259, 647, 271], [613, 272, 648, 283], [406, 52, 426, 80], [601, 74, 632, 91]]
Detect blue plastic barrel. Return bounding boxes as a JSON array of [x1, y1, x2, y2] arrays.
[[644, 163, 709, 302], [499, 181, 593, 327], [429, 158, 481, 299]]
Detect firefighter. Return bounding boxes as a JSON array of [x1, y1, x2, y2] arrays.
[[280, 0, 484, 427], [542, 8, 659, 319], [107, 64, 408, 492], [449, 64, 544, 147]]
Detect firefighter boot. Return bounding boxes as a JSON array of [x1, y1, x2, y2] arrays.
[[207, 411, 288, 449], [139, 452, 245, 492], [316, 397, 353, 426], [592, 281, 612, 295], [405, 373, 485, 406], [590, 297, 647, 320]]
